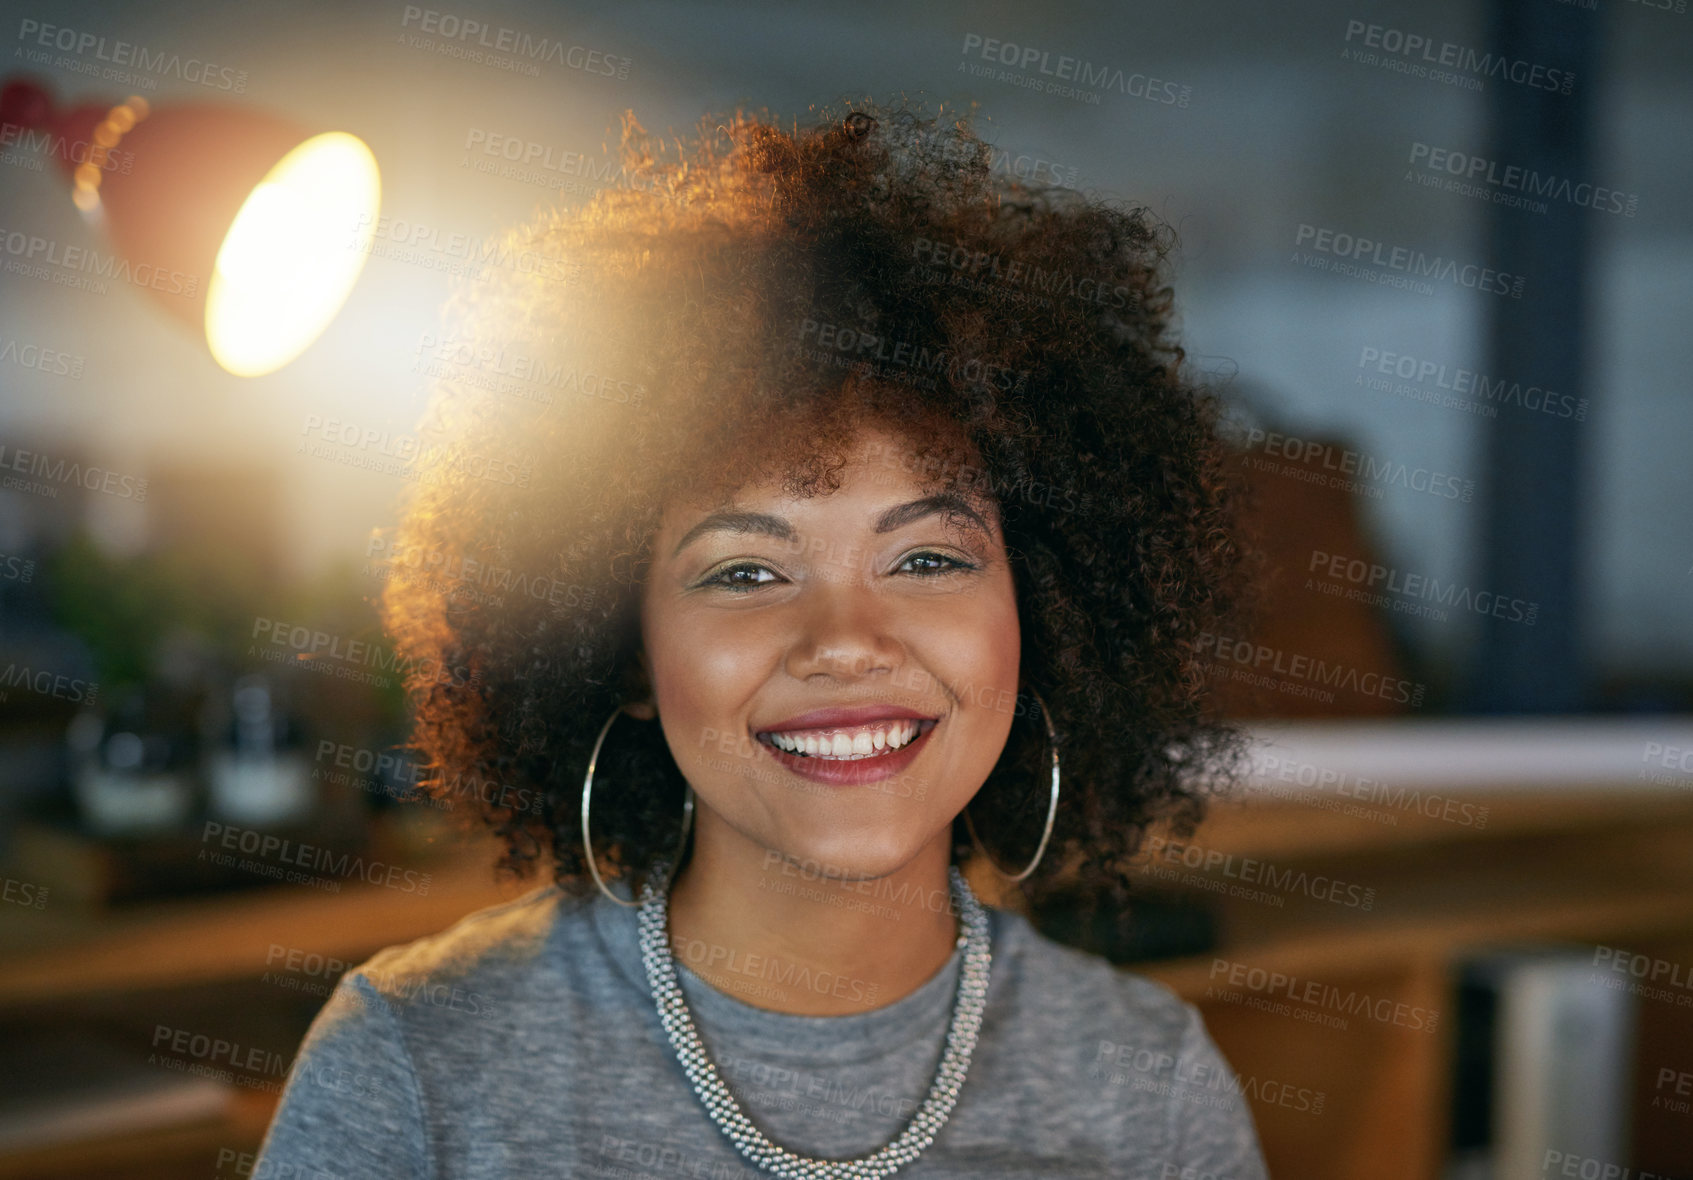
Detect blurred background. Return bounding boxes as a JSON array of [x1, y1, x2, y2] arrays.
[[0, 0, 1688, 1176]]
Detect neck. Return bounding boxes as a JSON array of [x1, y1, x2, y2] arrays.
[[663, 815, 962, 1016]]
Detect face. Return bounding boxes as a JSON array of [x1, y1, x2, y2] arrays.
[[638, 425, 1022, 881]]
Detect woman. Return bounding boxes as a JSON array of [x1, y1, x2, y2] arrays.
[[255, 101, 1267, 1178]]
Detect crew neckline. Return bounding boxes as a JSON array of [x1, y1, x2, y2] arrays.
[[587, 883, 1003, 1065]]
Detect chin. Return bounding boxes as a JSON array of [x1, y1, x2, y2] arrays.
[[761, 821, 934, 883]]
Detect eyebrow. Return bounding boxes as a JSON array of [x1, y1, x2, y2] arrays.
[[670, 493, 993, 558]]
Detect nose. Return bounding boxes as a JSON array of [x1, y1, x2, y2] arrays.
[[784, 579, 906, 682]]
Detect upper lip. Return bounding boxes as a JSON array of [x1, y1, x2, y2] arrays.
[[756, 704, 940, 734]]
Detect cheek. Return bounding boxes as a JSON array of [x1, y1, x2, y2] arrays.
[[952, 578, 1021, 687], [646, 610, 770, 740], [927, 581, 1021, 756]]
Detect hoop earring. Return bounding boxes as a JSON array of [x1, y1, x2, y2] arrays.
[[581, 703, 695, 908], [963, 687, 1060, 883]]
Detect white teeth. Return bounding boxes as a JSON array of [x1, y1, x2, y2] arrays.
[[765, 720, 925, 759]]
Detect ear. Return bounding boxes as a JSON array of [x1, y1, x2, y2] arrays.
[[625, 647, 657, 721]]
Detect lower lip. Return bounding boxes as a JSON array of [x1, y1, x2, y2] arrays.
[[755, 721, 937, 787]]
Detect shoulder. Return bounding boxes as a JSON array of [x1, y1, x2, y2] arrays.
[[335, 880, 614, 1027], [989, 908, 1269, 1174], [352, 882, 569, 985], [991, 905, 1199, 1055], [247, 890, 597, 1178]]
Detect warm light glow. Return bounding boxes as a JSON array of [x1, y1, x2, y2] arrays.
[[206, 131, 380, 377]]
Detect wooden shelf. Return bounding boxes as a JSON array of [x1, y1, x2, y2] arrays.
[[1193, 784, 1693, 861], [0, 1089, 276, 1180], [0, 837, 527, 1008], [1124, 785, 1693, 1180], [0, 834, 528, 1178], [1141, 884, 1693, 996]]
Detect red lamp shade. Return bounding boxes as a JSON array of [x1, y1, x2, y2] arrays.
[[2, 76, 380, 376]]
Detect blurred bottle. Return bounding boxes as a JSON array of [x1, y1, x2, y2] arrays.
[[68, 687, 197, 836], [203, 673, 315, 827]]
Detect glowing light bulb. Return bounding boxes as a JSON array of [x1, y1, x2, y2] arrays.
[[206, 131, 380, 377]]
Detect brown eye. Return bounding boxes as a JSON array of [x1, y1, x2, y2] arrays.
[[701, 562, 781, 592], [897, 551, 975, 576]]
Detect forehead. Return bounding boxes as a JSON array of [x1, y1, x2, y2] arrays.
[[655, 426, 1000, 543]]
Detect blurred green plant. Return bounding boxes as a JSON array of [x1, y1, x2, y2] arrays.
[[45, 530, 406, 726]]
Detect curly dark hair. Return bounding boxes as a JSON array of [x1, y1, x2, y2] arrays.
[[378, 98, 1255, 916]]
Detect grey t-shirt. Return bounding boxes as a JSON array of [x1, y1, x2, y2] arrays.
[[252, 882, 1268, 1179]]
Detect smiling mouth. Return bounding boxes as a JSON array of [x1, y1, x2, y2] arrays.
[[755, 719, 939, 761]]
